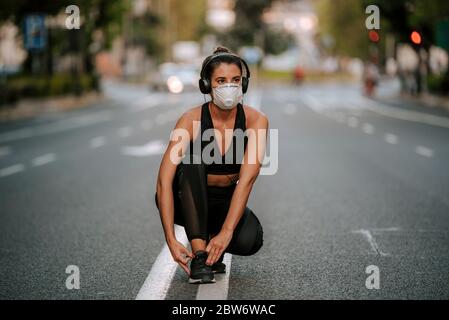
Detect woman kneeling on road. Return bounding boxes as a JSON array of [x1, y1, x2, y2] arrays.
[[155, 46, 268, 284]]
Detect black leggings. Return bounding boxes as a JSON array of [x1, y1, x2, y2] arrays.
[[155, 162, 263, 256]]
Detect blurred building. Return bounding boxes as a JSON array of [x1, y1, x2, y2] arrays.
[[261, 0, 321, 71], [0, 22, 27, 75], [206, 0, 236, 30]]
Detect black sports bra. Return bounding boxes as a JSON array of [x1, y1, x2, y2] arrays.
[[189, 102, 248, 175]]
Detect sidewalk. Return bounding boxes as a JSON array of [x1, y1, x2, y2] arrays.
[[373, 77, 449, 118], [403, 92, 449, 111], [0, 91, 105, 123]]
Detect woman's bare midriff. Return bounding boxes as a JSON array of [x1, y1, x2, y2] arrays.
[[207, 173, 239, 187]]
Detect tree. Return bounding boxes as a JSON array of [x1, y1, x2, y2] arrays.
[[317, 0, 370, 59], [0, 0, 130, 74], [367, 0, 449, 94], [217, 0, 293, 55]]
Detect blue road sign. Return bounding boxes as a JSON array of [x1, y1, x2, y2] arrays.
[[24, 15, 47, 51], [240, 46, 263, 65]]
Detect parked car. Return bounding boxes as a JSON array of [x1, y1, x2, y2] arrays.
[[149, 63, 199, 93]]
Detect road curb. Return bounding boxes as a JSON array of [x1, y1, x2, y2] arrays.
[[0, 91, 105, 123]]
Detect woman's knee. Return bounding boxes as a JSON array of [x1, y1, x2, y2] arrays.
[[250, 217, 264, 255], [246, 213, 264, 255], [227, 208, 264, 256]]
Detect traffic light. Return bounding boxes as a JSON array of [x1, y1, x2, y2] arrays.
[[368, 30, 380, 43], [410, 31, 422, 45]]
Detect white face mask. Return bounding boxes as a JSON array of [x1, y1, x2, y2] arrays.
[[212, 83, 243, 110]]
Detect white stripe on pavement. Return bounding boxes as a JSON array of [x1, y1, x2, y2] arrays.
[[0, 111, 112, 144], [302, 94, 322, 112], [121, 140, 166, 157], [385, 133, 398, 145], [196, 253, 232, 300], [363, 100, 449, 129], [362, 123, 375, 134], [0, 164, 25, 177], [136, 226, 188, 300], [370, 227, 401, 232], [352, 229, 388, 256], [31, 153, 56, 167], [415, 145, 434, 158], [130, 98, 161, 113], [90, 136, 106, 149], [0, 146, 11, 158]]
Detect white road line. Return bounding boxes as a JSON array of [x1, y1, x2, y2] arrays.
[[196, 253, 232, 300], [371, 227, 401, 232], [0, 111, 112, 144], [415, 145, 434, 158], [130, 98, 161, 113], [352, 229, 388, 256], [0, 146, 11, 158], [363, 100, 449, 129], [90, 136, 106, 149], [347, 116, 359, 128], [31, 153, 56, 167], [136, 226, 188, 300], [302, 94, 322, 113], [385, 133, 398, 145], [0, 163, 25, 177], [118, 126, 133, 138], [362, 123, 375, 134], [121, 140, 166, 157]]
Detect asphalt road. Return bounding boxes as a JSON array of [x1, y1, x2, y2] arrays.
[[1, 80, 449, 299]]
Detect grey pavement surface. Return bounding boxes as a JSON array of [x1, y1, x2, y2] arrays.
[[1, 80, 448, 299]]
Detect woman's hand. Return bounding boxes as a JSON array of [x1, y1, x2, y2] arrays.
[[205, 229, 233, 266], [167, 239, 194, 275]]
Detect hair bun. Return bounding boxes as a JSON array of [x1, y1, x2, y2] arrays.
[[213, 46, 231, 54]]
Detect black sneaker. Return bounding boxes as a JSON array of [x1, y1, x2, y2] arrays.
[[189, 250, 215, 284], [212, 253, 226, 274]]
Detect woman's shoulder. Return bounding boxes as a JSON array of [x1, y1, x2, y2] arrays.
[[242, 104, 269, 128], [173, 105, 203, 140], [175, 104, 202, 126], [181, 104, 202, 122]]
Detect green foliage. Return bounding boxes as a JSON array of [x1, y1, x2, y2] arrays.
[[129, 12, 163, 56], [170, 0, 208, 41], [427, 71, 449, 95], [317, 0, 449, 58], [217, 0, 292, 55], [263, 28, 295, 55], [0, 0, 71, 23], [317, 0, 370, 59], [361, 0, 449, 49], [0, 74, 98, 106], [362, 0, 413, 42]]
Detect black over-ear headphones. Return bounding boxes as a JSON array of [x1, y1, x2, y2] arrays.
[[199, 52, 251, 94]]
